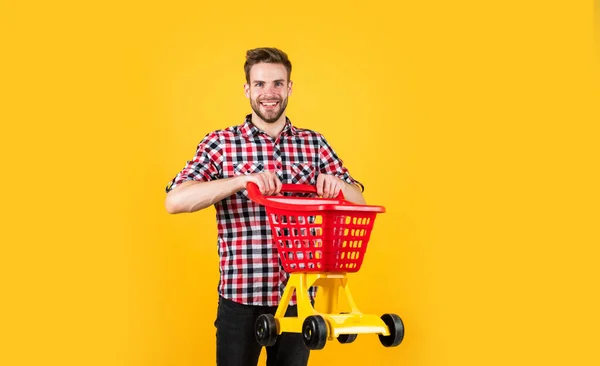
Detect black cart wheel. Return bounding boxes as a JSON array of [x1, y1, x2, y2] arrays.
[[378, 313, 404, 347], [302, 315, 328, 350], [255, 314, 278, 347], [337, 333, 358, 344], [336, 312, 357, 344]]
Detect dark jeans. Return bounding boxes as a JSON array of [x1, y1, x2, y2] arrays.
[[215, 296, 310, 366]]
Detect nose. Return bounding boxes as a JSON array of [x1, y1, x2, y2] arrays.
[[266, 81, 284, 95], [264, 84, 277, 94]]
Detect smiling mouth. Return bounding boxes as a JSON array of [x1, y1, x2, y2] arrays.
[[260, 101, 279, 108]]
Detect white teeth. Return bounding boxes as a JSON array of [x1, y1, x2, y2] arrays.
[[262, 102, 277, 106]]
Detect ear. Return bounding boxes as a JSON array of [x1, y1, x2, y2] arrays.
[[288, 80, 293, 95], [244, 83, 250, 98]]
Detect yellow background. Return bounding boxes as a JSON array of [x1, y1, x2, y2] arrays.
[[1, 1, 598, 365]]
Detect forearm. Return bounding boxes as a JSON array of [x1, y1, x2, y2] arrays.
[[341, 183, 366, 205], [165, 177, 244, 214]]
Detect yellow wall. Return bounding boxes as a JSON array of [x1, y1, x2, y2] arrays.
[[1, 1, 598, 365]]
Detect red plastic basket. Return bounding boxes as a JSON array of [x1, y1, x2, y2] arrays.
[[247, 183, 385, 273]]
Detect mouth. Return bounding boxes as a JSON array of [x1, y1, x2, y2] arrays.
[[259, 100, 279, 110]]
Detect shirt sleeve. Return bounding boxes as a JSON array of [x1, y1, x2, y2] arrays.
[[318, 134, 365, 192], [165, 132, 223, 193]]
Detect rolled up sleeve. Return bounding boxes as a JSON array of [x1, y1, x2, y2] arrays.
[[318, 134, 364, 192], [165, 132, 222, 193]]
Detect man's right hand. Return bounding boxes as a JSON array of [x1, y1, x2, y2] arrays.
[[240, 171, 282, 196], [166, 172, 283, 214]]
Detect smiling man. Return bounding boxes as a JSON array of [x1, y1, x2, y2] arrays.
[[246, 62, 289, 124], [165, 47, 365, 366]]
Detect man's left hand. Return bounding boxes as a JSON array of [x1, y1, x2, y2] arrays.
[[316, 174, 345, 198]]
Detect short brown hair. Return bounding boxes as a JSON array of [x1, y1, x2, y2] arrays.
[[244, 47, 292, 83]]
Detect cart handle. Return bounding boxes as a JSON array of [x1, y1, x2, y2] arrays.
[[245, 182, 385, 213], [246, 181, 344, 207], [268, 183, 345, 200]]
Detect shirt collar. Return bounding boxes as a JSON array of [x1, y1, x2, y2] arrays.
[[240, 114, 298, 138]]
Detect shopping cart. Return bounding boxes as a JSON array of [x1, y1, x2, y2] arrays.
[[247, 182, 404, 350]]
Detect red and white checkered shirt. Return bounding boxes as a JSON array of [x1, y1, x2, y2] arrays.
[[166, 115, 363, 306]]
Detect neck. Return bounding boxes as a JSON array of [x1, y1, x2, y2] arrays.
[[251, 113, 287, 139]]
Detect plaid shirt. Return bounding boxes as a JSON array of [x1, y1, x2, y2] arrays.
[[166, 115, 363, 306]]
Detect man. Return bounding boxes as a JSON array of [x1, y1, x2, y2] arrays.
[[165, 47, 365, 366]]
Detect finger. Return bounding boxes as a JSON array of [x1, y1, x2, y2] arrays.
[[267, 172, 279, 195], [253, 176, 266, 194], [316, 174, 324, 196], [267, 173, 277, 195], [323, 176, 332, 198], [263, 174, 274, 195], [327, 177, 336, 198], [261, 173, 272, 195], [327, 178, 339, 198], [260, 174, 268, 195], [275, 175, 282, 195], [334, 181, 343, 198], [328, 179, 336, 198]]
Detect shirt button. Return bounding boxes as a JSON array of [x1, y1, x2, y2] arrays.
[[276, 164, 282, 169]]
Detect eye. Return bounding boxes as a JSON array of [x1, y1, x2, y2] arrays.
[[254, 82, 264, 87], [275, 81, 283, 87]]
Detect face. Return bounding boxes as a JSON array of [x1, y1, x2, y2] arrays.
[[244, 62, 292, 124]]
